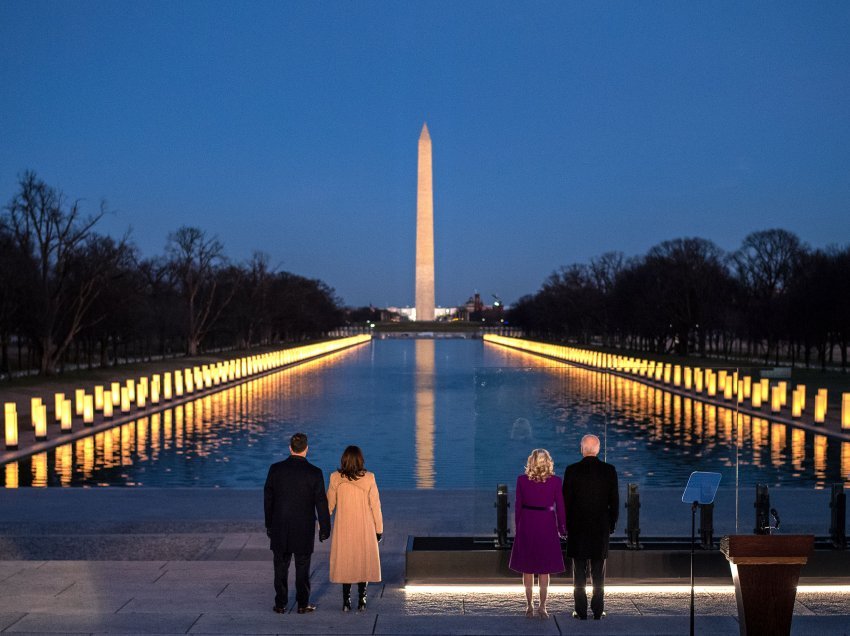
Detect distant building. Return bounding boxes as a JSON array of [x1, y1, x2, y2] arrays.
[[456, 291, 506, 323], [386, 306, 456, 322]]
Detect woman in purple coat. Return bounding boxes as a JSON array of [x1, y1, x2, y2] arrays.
[[509, 448, 566, 618]]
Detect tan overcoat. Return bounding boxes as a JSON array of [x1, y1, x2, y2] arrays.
[[328, 470, 384, 583]]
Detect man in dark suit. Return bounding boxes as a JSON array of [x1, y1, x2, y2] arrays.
[[562, 433, 619, 620], [264, 432, 331, 614]]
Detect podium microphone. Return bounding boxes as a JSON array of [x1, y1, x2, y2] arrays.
[[770, 508, 781, 531]]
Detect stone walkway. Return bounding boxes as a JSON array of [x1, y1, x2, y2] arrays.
[[0, 489, 847, 635], [1, 559, 847, 635]]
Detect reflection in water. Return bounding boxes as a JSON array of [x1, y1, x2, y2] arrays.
[[481, 344, 850, 489], [844, 442, 850, 480], [814, 435, 827, 480], [5, 462, 18, 488], [771, 423, 786, 468], [792, 428, 806, 471], [4, 345, 364, 488], [510, 418, 533, 441], [414, 340, 435, 489], [32, 452, 47, 487], [3, 340, 849, 489]]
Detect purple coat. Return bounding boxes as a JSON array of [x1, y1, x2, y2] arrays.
[[508, 474, 567, 574]]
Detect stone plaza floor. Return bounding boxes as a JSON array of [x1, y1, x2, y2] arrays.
[[0, 489, 848, 635]]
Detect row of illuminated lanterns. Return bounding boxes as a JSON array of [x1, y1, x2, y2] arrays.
[[3, 334, 371, 450], [483, 335, 850, 431]]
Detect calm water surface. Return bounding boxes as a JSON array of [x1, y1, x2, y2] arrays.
[[4, 339, 849, 488]]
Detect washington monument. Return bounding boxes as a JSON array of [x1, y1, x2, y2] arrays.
[[415, 123, 435, 321]]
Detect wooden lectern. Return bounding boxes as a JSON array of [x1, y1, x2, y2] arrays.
[[720, 535, 814, 636]]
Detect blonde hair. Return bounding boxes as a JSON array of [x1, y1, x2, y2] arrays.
[[524, 448, 555, 483]]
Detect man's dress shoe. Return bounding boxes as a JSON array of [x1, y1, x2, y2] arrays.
[[272, 606, 286, 614], [297, 605, 316, 614], [572, 611, 587, 620]]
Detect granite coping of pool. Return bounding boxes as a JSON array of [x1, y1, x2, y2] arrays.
[[0, 487, 840, 536]]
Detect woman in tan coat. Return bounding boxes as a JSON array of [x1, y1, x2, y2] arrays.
[[327, 446, 383, 611]]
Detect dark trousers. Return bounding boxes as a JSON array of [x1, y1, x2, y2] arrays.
[[273, 551, 311, 609], [572, 558, 606, 618]]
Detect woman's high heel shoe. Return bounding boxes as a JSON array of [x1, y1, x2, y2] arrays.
[[342, 584, 352, 612], [357, 583, 367, 612]]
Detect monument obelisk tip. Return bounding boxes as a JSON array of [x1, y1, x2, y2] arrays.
[[420, 122, 430, 140]]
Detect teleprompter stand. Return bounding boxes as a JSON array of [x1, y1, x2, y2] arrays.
[[682, 471, 722, 636]]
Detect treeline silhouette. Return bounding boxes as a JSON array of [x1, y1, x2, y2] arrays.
[[0, 171, 344, 378], [507, 231, 850, 371]]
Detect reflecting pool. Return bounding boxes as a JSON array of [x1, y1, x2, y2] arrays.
[[3, 339, 849, 489]]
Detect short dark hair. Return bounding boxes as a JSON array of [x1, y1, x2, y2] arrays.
[[290, 432, 308, 453], [338, 445, 366, 481]]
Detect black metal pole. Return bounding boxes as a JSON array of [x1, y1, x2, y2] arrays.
[[690, 500, 697, 636], [495, 484, 509, 548]]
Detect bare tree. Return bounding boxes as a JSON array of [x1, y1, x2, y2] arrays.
[[3, 171, 117, 375], [733, 229, 805, 362], [589, 251, 626, 345], [0, 222, 33, 375], [165, 226, 236, 356], [645, 238, 730, 355], [237, 252, 274, 347]]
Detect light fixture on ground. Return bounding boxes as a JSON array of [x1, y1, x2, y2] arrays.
[[103, 392, 113, 418], [54, 393, 64, 422], [83, 395, 94, 425], [34, 405, 47, 441], [843, 393, 850, 429], [60, 399, 72, 431], [75, 389, 84, 416], [4, 403, 18, 450], [771, 386, 783, 413], [792, 388, 803, 418], [30, 397, 42, 429], [814, 389, 827, 424], [120, 387, 131, 413]]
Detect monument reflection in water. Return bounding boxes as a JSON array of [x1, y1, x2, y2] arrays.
[[415, 339, 436, 489], [2, 340, 849, 490]]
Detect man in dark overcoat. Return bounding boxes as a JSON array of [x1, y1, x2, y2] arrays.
[[562, 433, 619, 620], [264, 432, 331, 614]]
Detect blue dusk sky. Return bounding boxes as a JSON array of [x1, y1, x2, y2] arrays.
[[1, 1, 849, 308]]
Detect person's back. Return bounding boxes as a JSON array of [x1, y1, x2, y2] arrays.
[[508, 449, 566, 619], [329, 471, 382, 566], [327, 446, 383, 612], [563, 455, 618, 559], [562, 434, 618, 621], [264, 432, 330, 614], [265, 456, 328, 554]]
